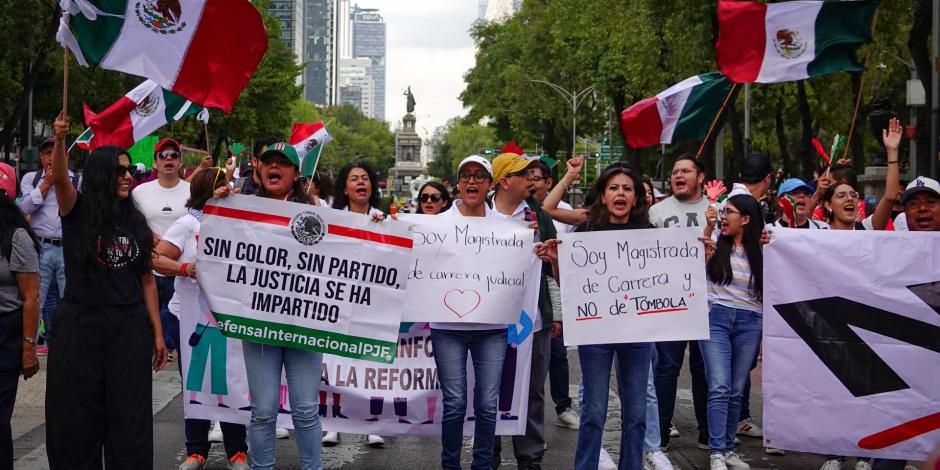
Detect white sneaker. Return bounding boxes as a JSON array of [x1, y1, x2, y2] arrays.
[[275, 427, 289, 439], [598, 448, 617, 470], [854, 461, 870, 470], [820, 459, 843, 470], [710, 453, 728, 470], [736, 419, 762, 438], [208, 421, 223, 443], [644, 450, 675, 470], [367, 434, 385, 448], [724, 451, 750, 470], [322, 431, 338, 446], [669, 425, 680, 438], [556, 407, 579, 429]]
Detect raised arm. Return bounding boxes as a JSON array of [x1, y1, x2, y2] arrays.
[[52, 111, 77, 216], [543, 156, 588, 226], [870, 118, 902, 230]]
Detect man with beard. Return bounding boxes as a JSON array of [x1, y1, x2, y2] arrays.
[[648, 155, 710, 451]]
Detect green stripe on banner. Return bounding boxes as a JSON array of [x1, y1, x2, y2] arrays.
[[672, 73, 734, 142], [213, 312, 398, 364], [807, 0, 878, 78], [71, 0, 127, 64]]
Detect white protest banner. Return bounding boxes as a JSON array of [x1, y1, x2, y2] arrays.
[[557, 228, 708, 346], [182, 260, 541, 435], [397, 214, 534, 323], [197, 194, 413, 364], [764, 229, 940, 461]]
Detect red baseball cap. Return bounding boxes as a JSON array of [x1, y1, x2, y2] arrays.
[[154, 137, 181, 157], [0, 163, 16, 198]]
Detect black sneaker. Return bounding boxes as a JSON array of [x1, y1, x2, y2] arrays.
[[697, 432, 710, 451]]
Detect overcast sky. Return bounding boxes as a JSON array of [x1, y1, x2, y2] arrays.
[[356, 1, 479, 136]]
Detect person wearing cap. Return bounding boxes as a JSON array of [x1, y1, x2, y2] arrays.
[[736, 152, 775, 224], [18, 136, 81, 352], [133, 137, 191, 359], [899, 176, 940, 231], [773, 179, 829, 229], [488, 151, 558, 470], [431, 154, 506, 470], [234, 138, 277, 196]]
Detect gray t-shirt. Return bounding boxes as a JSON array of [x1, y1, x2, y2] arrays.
[[648, 196, 710, 230], [0, 228, 40, 312]]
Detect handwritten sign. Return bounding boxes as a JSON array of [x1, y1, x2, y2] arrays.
[[197, 195, 413, 363], [557, 228, 708, 346], [398, 214, 535, 323]]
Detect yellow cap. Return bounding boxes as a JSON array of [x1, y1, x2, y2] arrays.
[[492, 152, 536, 182]]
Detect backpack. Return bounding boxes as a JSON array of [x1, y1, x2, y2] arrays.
[[32, 169, 81, 190]]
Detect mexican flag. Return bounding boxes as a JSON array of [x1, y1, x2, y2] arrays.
[[73, 128, 93, 151], [57, 0, 267, 112], [716, 0, 878, 83], [83, 80, 208, 150], [290, 122, 332, 177], [620, 73, 733, 149]]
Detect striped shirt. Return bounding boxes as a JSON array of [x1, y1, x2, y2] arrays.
[[708, 247, 762, 313]]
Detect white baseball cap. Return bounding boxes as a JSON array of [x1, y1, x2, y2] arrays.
[[900, 176, 940, 205], [456, 155, 493, 178]]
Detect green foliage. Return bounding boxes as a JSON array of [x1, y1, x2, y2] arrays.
[[428, 117, 498, 182]]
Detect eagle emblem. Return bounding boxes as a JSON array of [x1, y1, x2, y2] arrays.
[[773, 29, 807, 59], [136, 0, 187, 34], [134, 93, 161, 118], [290, 211, 326, 246]]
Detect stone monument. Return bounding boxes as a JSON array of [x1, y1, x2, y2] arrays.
[[388, 87, 425, 199]]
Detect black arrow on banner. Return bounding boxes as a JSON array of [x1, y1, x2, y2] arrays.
[[773, 282, 940, 398]]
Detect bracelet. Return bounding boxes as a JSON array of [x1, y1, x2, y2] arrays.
[[23, 337, 36, 345], [886, 161, 899, 165], [179, 262, 189, 277]]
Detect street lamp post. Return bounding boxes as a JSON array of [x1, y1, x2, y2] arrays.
[[528, 79, 594, 158]]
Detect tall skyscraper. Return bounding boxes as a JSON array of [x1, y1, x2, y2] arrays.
[[337, 58, 375, 117], [303, 0, 336, 106], [351, 7, 386, 121], [268, 0, 305, 65]]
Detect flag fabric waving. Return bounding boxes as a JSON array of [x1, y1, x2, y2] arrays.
[[57, 0, 268, 112], [290, 122, 332, 177], [83, 80, 208, 150], [716, 0, 877, 83], [501, 140, 529, 158], [619, 73, 733, 149]]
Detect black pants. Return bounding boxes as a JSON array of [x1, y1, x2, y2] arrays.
[[655, 340, 709, 446], [45, 302, 154, 470], [0, 309, 23, 470], [548, 330, 572, 414]]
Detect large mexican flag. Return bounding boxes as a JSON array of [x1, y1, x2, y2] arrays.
[[716, 0, 878, 83], [620, 73, 733, 149], [83, 80, 208, 150], [57, 0, 268, 112]]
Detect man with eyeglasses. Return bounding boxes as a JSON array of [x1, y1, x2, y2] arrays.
[[18, 137, 81, 352], [132, 137, 191, 358], [489, 152, 557, 470]]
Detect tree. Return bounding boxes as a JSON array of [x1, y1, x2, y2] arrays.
[[428, 117, 498, 182]]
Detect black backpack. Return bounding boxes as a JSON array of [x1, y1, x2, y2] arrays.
[[32, 169, 81, 190]]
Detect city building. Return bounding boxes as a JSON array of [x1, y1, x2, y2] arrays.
[[303, 0, 336, 105], [268, 0, 305, 67], [337, 58, 375, 117], [481, 0, 522, 21], [350, 7, 386, 121]]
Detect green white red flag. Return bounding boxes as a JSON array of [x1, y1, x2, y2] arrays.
[[620, 73, 733, 149], [289, 122, 332, 177], [83, 80, 208, 150], [56, 0, 267, 112], [716, 0, 877, 83]]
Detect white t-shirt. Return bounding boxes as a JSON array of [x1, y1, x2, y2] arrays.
[[649, 196, 710, 231], [773, 218, 830, 229], [860, 212, 908, 231], [162, 213, 200, 317], [552, 200, 576, 234], [133, 179, 191, 237]]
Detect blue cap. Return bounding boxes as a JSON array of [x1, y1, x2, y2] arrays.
[[777, 178, 814, 196]]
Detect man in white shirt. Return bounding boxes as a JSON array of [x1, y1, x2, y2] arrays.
[[132, 137, 191, 354]]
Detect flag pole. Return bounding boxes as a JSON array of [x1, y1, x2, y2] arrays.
[[841, 6, 881, 161], [62, 47, 69, 113], [696, 83, 740, 158], [204, 122, 211, 160]]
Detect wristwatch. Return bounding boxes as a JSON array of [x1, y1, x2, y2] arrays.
[[23, 337, 36, 345]]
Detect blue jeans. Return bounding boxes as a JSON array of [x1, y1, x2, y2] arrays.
[[430, 328, 506, 470], [242, 342, 323, 470], [38, 243, 66, 335], [644, 348, 661, 452], [575, 343, 650, 470], [699, 304, 763, 453]]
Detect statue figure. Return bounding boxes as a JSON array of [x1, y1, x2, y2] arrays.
[[404, 86, 416, 114]]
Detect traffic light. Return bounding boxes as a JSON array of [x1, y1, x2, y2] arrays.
[[479, 148, 494, 155]]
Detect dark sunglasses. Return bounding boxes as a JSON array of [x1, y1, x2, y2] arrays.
[[419, 193, 444, 203], [115, 165, 132, 177], [158, 150, 181, 160]]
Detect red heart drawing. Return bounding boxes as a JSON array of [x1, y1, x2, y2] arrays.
[[444, 289, 482, 318]]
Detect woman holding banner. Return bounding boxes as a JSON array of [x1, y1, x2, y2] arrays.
[[152, 167, 250, 470], [699, 194, 765, 470], [44, 112, 168, 468]]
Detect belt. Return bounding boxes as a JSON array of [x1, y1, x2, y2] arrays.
[[39, 237, 62, 246]]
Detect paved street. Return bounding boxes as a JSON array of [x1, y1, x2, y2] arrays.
[[9, 348, 908, 469]]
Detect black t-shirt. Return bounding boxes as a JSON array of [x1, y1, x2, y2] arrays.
[[62, 195, 145, 308], [575, 220, 654, 232]]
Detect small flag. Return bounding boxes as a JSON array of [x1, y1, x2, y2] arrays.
[[73, 127, 93, 151], [812, 138, 831, 165], [290, 122, 332, 177], [501, 140, 529, 158]]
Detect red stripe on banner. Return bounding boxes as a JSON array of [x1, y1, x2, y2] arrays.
[[203, 204, 291, 226], [620, 97, 663, 149], [716, 0, 767, 83], [327, 225, 413, 249], [857, 411, 940, 450], [637, 308, 689, 316], [173, 0, 268, 113], [575, 317, 603, 322]]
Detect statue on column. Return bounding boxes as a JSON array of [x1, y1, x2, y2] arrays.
[[404, 86, 416, 114]]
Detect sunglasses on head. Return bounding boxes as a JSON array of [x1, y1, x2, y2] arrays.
[[419, 193, 444, 203], [158, 150, 181, 160]]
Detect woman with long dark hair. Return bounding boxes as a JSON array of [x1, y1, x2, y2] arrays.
[[700, 194, 764, 470], [0, 167, 40, 470], [331, 162, 382, 216], [415, 181, 451, 215], [45, 112, 167, 468]]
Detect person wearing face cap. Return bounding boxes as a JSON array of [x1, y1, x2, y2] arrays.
[[773, 179, 829, 229]]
